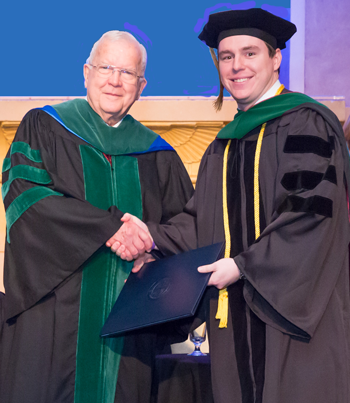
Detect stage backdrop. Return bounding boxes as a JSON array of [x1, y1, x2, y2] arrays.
[[0, 0, 291, 97]]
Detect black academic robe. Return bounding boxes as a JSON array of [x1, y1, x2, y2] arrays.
[[149, 103, 350, 403], [0, 108, 194, 403]]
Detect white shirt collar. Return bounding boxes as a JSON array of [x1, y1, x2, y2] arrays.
[[112, 119, 123, 128], [254, 79, 282, 105], [84, 98, 123, 127]]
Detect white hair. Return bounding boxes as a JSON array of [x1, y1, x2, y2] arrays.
[[86, 31, 147, 74]]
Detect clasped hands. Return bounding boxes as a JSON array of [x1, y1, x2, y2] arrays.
[[106, 213, 241, 287], [106, 213, 154, 272]]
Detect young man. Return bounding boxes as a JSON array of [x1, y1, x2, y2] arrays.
[[0, 31, 193, 403], [108, 8, 350, 403]]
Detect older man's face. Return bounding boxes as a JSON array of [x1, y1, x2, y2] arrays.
[[84, 39, 147, 125]]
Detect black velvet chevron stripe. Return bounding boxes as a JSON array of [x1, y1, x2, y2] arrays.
[[324, 165, 337, 184], [277, 195, 333, 217], [281, 166, 337, 191], [284, 135, 333, 158]]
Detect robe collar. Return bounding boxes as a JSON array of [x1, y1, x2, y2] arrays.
[[217, 92, 323, 140], [41, 99, 173, 156]]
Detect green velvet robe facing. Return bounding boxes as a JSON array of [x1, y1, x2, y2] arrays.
[[0, 103, 194, 403]]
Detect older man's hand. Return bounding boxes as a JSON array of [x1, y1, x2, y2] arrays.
[[106, 213, 153, 261]]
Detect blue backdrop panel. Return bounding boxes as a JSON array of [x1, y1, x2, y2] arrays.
[[0, 0, 291, 96]]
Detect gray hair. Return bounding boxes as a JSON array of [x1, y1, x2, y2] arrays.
[[86, 31, 147, 74]]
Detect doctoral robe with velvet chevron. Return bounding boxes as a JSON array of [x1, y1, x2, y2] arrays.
[[148, 95, 350, 403], [0, 100, 193, 403]]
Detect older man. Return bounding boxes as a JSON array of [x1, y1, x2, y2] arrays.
[[109, 9, 350, 403], [0, 31, 193, 403]]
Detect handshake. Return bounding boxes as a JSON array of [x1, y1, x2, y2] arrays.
[[105, 213, 242, 290], [106, 213, 155, 272]]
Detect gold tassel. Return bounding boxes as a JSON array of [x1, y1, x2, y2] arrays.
[[215, 139, 231, 328], [209, 47, 219, 69], [209, 47, 224, 111], [216, 289, 228, 328], [215, 84, 284, 329], [216, 124, 266, 328]]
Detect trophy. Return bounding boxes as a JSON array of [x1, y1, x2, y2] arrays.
[[188, 323, 207, 356]]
